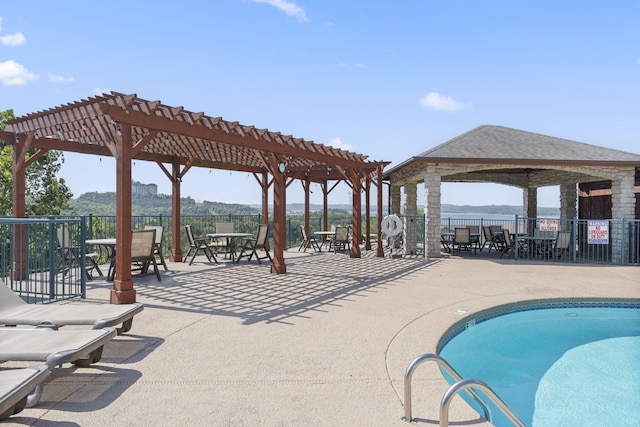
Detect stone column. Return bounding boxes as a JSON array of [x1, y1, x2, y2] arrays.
[[611, 169, 636, 263], [559, 183, 577, 229], [423, 169, 442, 258], [523, 187, 537, 219], [403, 183, 418, 255], [390, 184, 401, 215]]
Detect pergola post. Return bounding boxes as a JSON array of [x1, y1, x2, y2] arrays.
[[271, 157, 287, 274], [11, 132, 28, 279], [111, 122, 135, 304], [321, 181, 329, 231], [349, 170, 361, 258], [376, 164, 384, 257], [170, 157, 183, 262], [364, 178, 372, 251], [303, 177, 311, 235]]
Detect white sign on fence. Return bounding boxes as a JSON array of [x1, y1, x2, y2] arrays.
[[539, 219, 559, 231], [587, 220, 609, 244]]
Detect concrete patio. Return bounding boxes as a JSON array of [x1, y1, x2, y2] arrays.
[[4, 249, 639, 426]]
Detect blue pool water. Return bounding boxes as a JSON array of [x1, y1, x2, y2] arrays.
[[437, 301, 640, 427]]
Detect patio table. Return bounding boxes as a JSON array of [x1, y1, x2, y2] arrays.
[[86, 238, 116, 280], [206, 233, 252, 263], [313, 231, 336, 251]]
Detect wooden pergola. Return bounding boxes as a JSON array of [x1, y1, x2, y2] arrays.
[[2, 92, 389, 304]]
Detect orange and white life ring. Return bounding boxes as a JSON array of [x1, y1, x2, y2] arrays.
[[381, 214, 402, 237]]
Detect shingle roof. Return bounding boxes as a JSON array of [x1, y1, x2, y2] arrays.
[[417, 125, 640, 163]]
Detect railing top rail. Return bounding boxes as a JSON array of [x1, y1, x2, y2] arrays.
[[0, 217, 81, 225]]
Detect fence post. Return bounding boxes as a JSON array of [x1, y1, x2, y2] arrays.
[[48, 220, 56, 300], [572, 217, 578, 263], [80, 219, 87, 297], [620, 218, 626, 265]]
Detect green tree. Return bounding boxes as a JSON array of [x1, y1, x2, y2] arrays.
[[0, 109, 73, 216]]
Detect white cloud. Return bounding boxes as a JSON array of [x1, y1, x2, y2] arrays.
[[420, 92, 470, 112], [48, 73, 74, 84], [327, 137, 353, 151], [93, 87, 111, 96], [0, 60, 38, 85], [0, 32, 25, 46], [252, 0, 308, 22]]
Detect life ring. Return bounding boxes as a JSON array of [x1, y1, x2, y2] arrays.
[[381, 214, 402, 237]]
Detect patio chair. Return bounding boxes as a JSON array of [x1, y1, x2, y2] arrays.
[[440, 227, 453, 253], [184, 225, 217, 265], [298, 225, 320, 252], [0, 283, 143, 333], [452, 227, 476, 253], [500, 231, 529, 258], [480, 226, 493, 252], [144, 225, 168, 270], [236, 224, 272, 264], [332, 226, 350, 253], [468, 225, 481, 250], [57, 226, 102, 279], [0, 365, 50, 419], [131, 229, 161, 281], [0, 326, 117, 407], [554, 231, 572, 259], [500, 231, 515, 258], [210, 222, 234, 258], [489, 225, 506, 251]]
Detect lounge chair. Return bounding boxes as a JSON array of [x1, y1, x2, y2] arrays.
[[298, 226, 320, 252], [0, 283, 143, 333], [0, 326, 116, 368], [0, 326, 117, 407], [0, 365, 49, 419], [236, 224, 272, 264], [184, 225, 217, 265]]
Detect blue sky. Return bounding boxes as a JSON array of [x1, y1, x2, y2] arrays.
[[1, 1, 639, 208]]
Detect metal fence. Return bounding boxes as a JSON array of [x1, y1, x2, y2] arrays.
[[0, 217, 88, 303], [439, 216, 640, 265]]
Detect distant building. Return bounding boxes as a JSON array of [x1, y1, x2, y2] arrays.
[[132, 181, 158, 196]]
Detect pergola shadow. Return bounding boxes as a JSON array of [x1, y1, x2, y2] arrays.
[[129, 254, 440, 325]]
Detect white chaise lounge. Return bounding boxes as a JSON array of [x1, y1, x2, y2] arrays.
[[0, 284, 143, 333], [0, 365, 50, 419]]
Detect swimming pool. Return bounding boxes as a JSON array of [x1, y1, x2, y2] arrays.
[[437, 299, 640, 427]]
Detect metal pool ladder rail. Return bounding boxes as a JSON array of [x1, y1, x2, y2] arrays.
[[403, 353, 527, 427]]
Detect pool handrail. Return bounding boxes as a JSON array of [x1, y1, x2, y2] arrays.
[[402, 353, 491, 422], [440, 378, 528, 427]]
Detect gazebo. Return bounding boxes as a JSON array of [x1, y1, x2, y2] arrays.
[[383, 125, 640, 260], [1, 92, 389, 304]]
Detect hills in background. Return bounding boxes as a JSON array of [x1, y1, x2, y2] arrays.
[[66, 192, 559, 217]]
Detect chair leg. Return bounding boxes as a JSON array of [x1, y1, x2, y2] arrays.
[[157, 250, 168, 270], [152, 258, 161, 281]]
